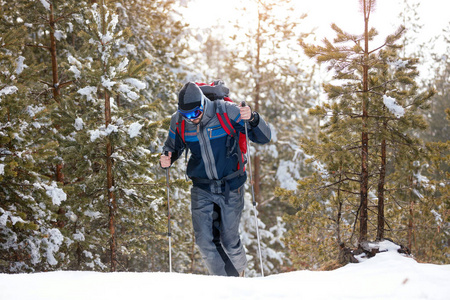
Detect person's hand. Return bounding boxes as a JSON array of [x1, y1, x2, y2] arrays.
[[160, 152, 172, 168], [239, 103, 252, 120]]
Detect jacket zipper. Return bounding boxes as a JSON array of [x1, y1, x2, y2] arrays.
[[198, 124, 215, 180]]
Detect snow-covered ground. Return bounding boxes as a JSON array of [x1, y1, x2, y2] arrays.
[[1, 241, 449, 300]]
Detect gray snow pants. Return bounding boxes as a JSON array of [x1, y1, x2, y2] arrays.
[[191, 185, 247, 276]]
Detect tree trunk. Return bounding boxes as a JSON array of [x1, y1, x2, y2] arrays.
[[253, 8, 262, 205], [105, 91, 117, 272], [408, 200, 413, 251], [376, 136, 387, 240], [407, 175, 414, 251], [359, 0, 371, 244], [48, 4, 66, 185], [101, 3, 117, 271], [336, 166, 343, 244], [49, 4, 60, 102]]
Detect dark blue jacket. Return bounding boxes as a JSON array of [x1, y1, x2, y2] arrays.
[[163, 98, 271, 193]]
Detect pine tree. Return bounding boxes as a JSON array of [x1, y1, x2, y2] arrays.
[[1, 0, 194, 273], [112, 0, 196, 272], [0, 22, 68, 272], [280, 0, 436, 268], [52, 1, 175, 271], [8, 1, 86, 268]]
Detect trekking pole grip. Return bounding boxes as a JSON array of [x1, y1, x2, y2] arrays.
[[163, 151, 170, 169], [241, 101, 250, 123]]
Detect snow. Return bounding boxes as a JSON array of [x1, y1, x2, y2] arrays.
[[106, 124, 119, 135], [68, 55, 82, 68], [289, 64, 298, 73], [117, 83, 139, 100], [15, 56, 27, 74], [276, 160, 299, 190], [84, 210, 101, 219], [0, 209, 26, 226], [124, 77, 146, 90], [383, 95, 405, 118], [0, 86, 18, 97], [117, 57, 129, 73], [89, 124, 119, 142], [73, 231, 85, 242], [89, 129, 103, 142], [74, 117, 84, 131], [1, 245, 449, 300], [431, 209, 443, 224], [42, 182, 67, 206], [39, 0, 50, 11], [26, 104, 45, 117], [69, 65, 81, 79], [128, 122, 143, 138], [77, 86, 97, 102], [43, 228, 64, 266], [101, 76, 117, 89], [54, 30, 66, 41]]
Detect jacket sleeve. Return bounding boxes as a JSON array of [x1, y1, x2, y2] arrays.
[[224, 101, 271, 145], [162, 112, 186, 166]]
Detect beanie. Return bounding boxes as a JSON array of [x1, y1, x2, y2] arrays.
[[178, 82, 203, 111]]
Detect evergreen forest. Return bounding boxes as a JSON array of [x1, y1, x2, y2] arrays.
[[1, 0, 448, 275]]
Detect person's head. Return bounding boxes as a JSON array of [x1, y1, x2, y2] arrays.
[[178, 82, 205, 124]]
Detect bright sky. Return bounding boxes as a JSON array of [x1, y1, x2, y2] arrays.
[[182, 0, 449, 49], [181, 0, 449, 82]]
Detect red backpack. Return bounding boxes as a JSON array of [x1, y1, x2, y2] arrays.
[[176, 81, 247, 171]]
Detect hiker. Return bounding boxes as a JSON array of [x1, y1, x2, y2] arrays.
[[160, 81, 271, 276]]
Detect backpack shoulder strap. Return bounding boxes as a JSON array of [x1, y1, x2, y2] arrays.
[[216, 101, 237, 138], [176, 115, 186, 144], [215, 101, 246, 172], [175, 116, 189, 178]]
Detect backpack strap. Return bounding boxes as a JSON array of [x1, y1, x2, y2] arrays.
[[216, 109, 236, 138], [176, 116, 189, 179], [215, 102, 246, 173], [176, 116, 186, 144]]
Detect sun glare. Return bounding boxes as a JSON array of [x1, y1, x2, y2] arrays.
[[182, 0, 401, 41], [182, 0, 449, 68]]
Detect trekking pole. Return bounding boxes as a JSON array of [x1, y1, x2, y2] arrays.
[[241, 101, 264, 277], [164, 151, 172, 273]]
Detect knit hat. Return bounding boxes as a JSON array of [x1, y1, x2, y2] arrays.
[[178, 82, 203, 111]]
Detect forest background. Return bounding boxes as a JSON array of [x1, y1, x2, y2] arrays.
[[0, 0, 448, 276]]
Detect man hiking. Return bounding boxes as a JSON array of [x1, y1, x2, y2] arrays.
[[160, 81, 271, 276]]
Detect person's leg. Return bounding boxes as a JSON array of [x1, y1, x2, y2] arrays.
[[191, 186, 228, 276], [218, 186, 247, 274], [212, 203, 239, 276]]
